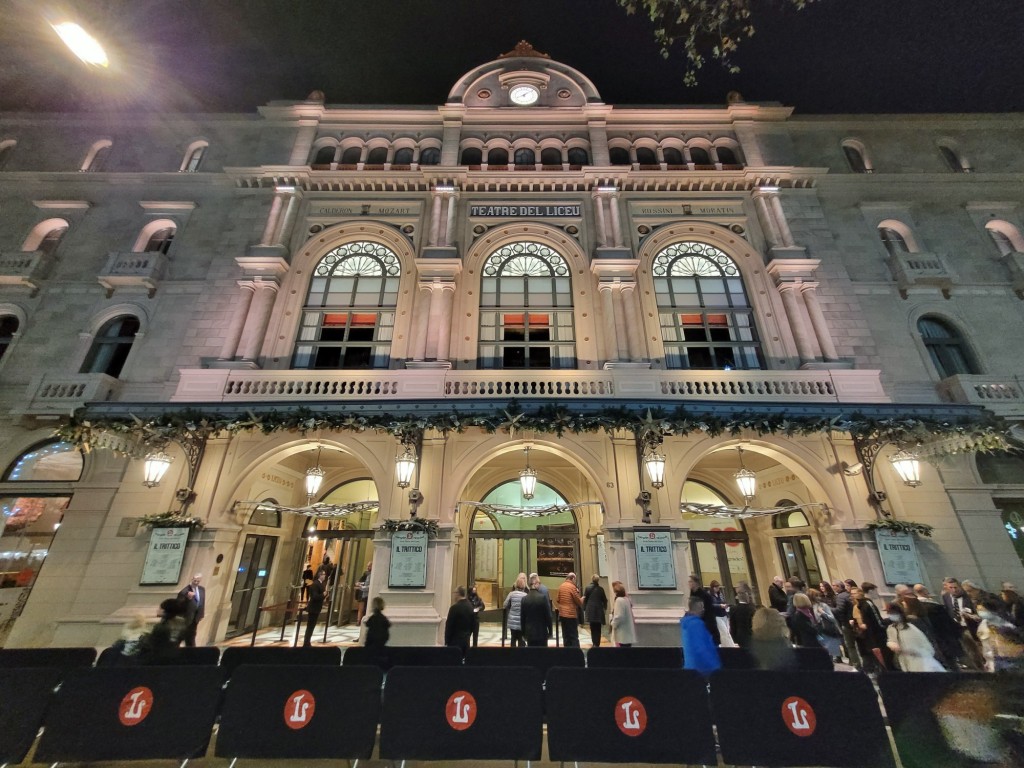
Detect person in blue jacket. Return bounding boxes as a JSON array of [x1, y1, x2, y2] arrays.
[[682, 595, 722, 675]]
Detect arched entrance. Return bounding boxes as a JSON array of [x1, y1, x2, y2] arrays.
[[682, 480, 757, 601]]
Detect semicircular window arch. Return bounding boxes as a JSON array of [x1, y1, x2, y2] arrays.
[[653, 242, 762, 370], [479, 242, 575, 369], [293, 241, 401, 370]]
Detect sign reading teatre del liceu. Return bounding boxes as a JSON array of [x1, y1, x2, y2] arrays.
[[469, 202, 581, 218]]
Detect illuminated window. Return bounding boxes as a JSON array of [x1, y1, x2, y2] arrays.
[[479, 242, 575, 369], [654, 242, 762, 370], [293, 241, 400, 369]]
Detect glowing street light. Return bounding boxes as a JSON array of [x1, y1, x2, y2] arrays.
[[51, 22, 109, 68]]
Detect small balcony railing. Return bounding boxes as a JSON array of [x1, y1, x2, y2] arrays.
[[97, 251, 168, 296], [22, 373, 121, 416], [888, 251, 955, 297], [937, 374, 1024, 416], [0, 250, 54, 292]]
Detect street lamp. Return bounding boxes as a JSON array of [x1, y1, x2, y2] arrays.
[[889, 450, 922, 488], [305, 445, 325, 499], [643, 449, 666, 489], [519, 446, 537, 500], [734, 447, 757, 502], [142, 451, 173, 488], [395, 444, 417, 489], [51, 22, 109, 67]]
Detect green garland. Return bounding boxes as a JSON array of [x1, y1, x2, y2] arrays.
[[865, 519, 935, 538], [377, 518, 440, 537], [55, 403, 1009, 458], [137, 511, 206, 530]]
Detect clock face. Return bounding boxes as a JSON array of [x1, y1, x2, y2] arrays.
[[509, 85, 539, 105]]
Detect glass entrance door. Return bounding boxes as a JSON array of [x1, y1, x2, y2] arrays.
[[689, 535, 756, 600], [776, 536, 822, 587], [227, 534, 277, 637]]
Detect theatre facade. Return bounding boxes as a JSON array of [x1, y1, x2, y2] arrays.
[[1, 44, 1023, 647]]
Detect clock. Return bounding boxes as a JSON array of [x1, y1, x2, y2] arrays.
[[509, 84, 539, 106]]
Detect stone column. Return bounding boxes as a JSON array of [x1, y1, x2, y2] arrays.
[[598, 283, 620, 363], [238, 280, 279, 363], [610, 283, 629, 360], [218, 282, 257, 360], [620, 282, 644, 361], [777, 282, 817, 364], [592, 192, 608, 248], [428, 192, 444, 247], [769, 195, 796, 248], [425, 281, 445, 360], [799, 282, 839, 361], [443, 192, 458, 247], [608, 192, 624, 247], [271, 192, 299, 247], [753, 193, 781, 248], [260, 194, 285, 246], [410, 284, 432, 360], [435, 283, 457, 360]]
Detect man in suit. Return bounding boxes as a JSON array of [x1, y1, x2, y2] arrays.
[[445, 586, 475, 658], [177, 573, 205, 647], [943, 576, 983, 668], [304, 570, 328, 647], [522, 576, 553, 646], [767, 575, 788, 612]]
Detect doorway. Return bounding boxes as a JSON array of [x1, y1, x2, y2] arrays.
[[227, 534, 278, 637], [776, 536, 823, 587]]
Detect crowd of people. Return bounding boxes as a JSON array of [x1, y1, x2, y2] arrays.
[[681, 573, 1024, 675]]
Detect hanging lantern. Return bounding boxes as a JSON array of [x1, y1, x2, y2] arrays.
[[644, 451, 666, 489], [305, 444, 325, 498], [734, 447, 757, 501], [889, 450, 922, 488], [519, 446, 537, 500], [395, 445, 417, 489], [142, 451, 173, 488]]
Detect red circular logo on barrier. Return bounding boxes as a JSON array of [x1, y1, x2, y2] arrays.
[[118, 686, 154, 726], [283, 689, 316, 730], [614, 696, 648, 736], [445, 690, 477, 731], [781, 696, 816, 737]]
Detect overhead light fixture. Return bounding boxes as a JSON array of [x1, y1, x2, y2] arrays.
[[519, 446, 538, 500], [889, 450, 922, 488], [643, 449, 666, 490], [734, 447, 757, 502], [395, 444, 417, 489], [142, 451, 173, 488], [305, 444, 325, 499], [51, 22, 109, 68]]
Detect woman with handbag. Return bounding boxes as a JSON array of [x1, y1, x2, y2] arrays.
[[809, 588, 843, 662], [789, 593, 823, 648]]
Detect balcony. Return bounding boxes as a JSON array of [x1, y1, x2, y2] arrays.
[[172, 367, 888, 405], [97, 251, 168, 296], [21, 373, 122, 416], [0, 250, 54, 293], [887, 251, 955, 298], [937, 374, 1024, 417]]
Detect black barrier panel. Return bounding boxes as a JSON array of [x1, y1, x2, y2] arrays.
[[794, 646, 834, 670], [96, 645, 221, 667], [0, 667, 63, 764], [710, 670, 895, 767], [546, 667, 717, 764], [35, 666, 225, 762], [342, 645, 463, 669], [0, 646, 96, 669], [879, 672, 1024, 768], [717, 646, 757, 669], [216, 664, 382, 760], [587, 646, 684, 669], [220, 645, 340, 676], [380, 666, 544, 761], [464, 646, 585, 675]]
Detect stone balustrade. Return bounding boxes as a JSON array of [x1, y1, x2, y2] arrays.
[[21, 373, 122, 416], [938, 373, 1024, 416], [97, 251, 169, 296], [0, 250, 54, 292]]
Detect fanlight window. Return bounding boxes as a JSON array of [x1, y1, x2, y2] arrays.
[[479, 242, 575, 369], [80, 315, 140, 378], [293, 241, 400, 370], [917, 316, 978, 378], [653, 242, 762, 370]]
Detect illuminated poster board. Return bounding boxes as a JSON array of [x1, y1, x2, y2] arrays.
[[633, 528, 676, 589], [388, 530, 428, 588], [140, 527, 189, 585]]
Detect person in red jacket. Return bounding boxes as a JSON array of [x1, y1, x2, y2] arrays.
[[555, 573, 584, 647]]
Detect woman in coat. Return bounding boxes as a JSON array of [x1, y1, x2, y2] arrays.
[[808, 588, 842, 661], [886, 602, 944, 672], [502, 573, 528, 648], [610, 581, 636, 647], [789, 593, 823, 648], [583, 574, 608, 648]]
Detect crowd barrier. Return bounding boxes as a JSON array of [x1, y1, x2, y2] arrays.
[[342, 644, 462, 669], [464, 645, 585, 675], [0, 646, 96, 669], [219, 645, 340, 676], [96, 645, 221, 667]]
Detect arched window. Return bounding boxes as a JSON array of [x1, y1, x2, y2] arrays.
[[392, 147, 414, 165], [636, 147, 657, 165], [0, 315, 19, 361], [142, 227, 175, 254], [663, 147, 684, 166], [340, 146, 362, 165], [689, 146, 712, 166], [293, 241, 400, 369], [939, 143, 968, 172], [249, 500, 282, 527], [917, 316, 978, 378], [541, 147, 562, 166], [365, 147, 387, 165], [81, 140, 112, 172], [3, 441, 82, 482], [842, 141, 870, 173], [772, 503, 810, 528], [180, 141, 207, 172], [567, 147, 589, 166], [80, 315, 140, 377], [479, 242, 575, 369], [312, 146, 335, 166], [608, 146, 630, 165], [0, 140, 15, 170], [36, 224, 68, 257], [879, 226, 910, 256], [487, 148, 509, 166], [513, 148, 535, 166], [717, 146, 739, 166], [985, 221, 1023, 257], [653, 242, 762, 370], [460, 147, 483, 165], [419, 147, 440, 165]]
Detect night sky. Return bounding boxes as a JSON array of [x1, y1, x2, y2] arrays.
[[1, 0, 1022, 115]]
